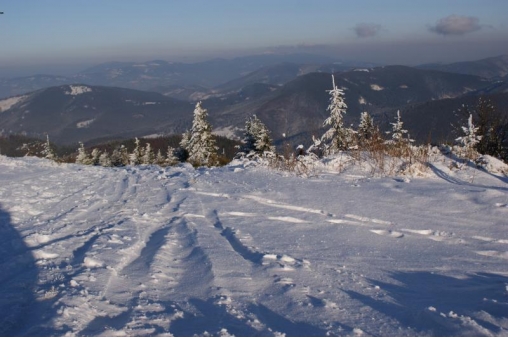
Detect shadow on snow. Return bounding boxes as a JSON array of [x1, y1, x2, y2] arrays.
[[344, 270, 508, 336], [0, 205, 38, 336]]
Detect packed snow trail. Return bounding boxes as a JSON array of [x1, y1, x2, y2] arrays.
[[0, 155, 507, 336]]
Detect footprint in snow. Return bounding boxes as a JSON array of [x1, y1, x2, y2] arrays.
[[262, 253, 311, 270]]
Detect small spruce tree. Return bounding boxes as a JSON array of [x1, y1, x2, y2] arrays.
[[456, 114, 482, 160], [155, 149, 166, 166], [43, 135, 57, 161], [111, 145, 129, 166], [129, 138, 142, 166], [99, 151, 113, 167], [387, 110, 413, 146], [166, 146, 179, 166], [358, 112, 375, 144], [142, 143, 155, 165], [240, 115, 275, 155], [90, 148, 101, 166], [185, 102, 218, 166], [76, 142, 92, 165], [321, 74, 353, 154]]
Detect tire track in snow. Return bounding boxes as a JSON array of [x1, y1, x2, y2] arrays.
[[184, 192, 332, 335], [93, 213, 215, 335], [206, 209, 264, 264]]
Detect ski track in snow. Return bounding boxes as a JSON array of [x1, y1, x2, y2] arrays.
[[0, 156, 507, 336]]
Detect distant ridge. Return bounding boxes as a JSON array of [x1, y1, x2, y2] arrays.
[[417, 55, 508, 79]]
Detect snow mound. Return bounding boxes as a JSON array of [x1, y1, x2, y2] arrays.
[[477, 155, 508, 175]]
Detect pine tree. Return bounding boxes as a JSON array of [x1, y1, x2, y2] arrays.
[[358, 112, 374, 142], [185, 102, 218, 166], [155, 149, 166, 166], [99, 151, 113, 167], [111, 145, 129, 166], [456, 114, 481, 160], [129, 138, 142, 166], [142, 143, 155, 165], [387, 110, 412, 146], [76, 142, 91, 165], [43, 135, 57, 161], [240, 115, 275, 155], [321, 74, 351, 154], [180, 130, 190, 150], [90, 148, 101, 166], [166, 146, 179, 166]]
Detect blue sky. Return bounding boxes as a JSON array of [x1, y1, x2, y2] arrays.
[[1, 0, 507, 76]]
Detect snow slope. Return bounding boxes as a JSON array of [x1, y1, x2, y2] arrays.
[[0, 155, 507, 336]]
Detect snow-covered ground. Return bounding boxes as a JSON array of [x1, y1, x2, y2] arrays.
[[0, 154, 507, 336]]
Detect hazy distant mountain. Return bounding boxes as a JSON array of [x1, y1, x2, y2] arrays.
[[149, 84, 210, 101], [0, 74, 72, 100], [0, 84, 193, 145], [418, 55, 508, 79], [74, 54, 338, 90], [213, 60, 380, 94], [214, 63, 304, 93], [0, 53, 357, 100]]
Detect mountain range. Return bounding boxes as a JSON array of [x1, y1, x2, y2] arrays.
[[0, 85, 193, 145], [417, 54, 508, 79], [0, 53, 354, 100], [2, 59, 507, 147]]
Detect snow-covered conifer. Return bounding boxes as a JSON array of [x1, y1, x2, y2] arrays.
[[185, 102, 218, 166], [456, 114, 482, 159], [90, 148, 101, 166], [166, 146, 179, 166], [111, 145, 129, 166], [387, 110, 412, 146], [76, 142, 91, 165], [129, 138, 142, 166], [180, 130, 190, 150], [321, 75, 352, 154], [306, 135, 325, 157], [142, 143, 154, 165], [43, 135, 57, 161], [358, 112, 375, 142], [240, 115, 275, 155], [99, 151, 112, 167], [155, 149, 166, 166]]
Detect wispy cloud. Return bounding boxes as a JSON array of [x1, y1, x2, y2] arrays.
[[354, 23, 383, 38], [429, 15, 482, 36]]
